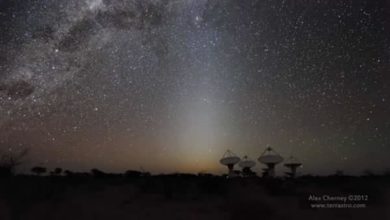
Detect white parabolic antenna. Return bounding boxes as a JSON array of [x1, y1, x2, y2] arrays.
[[284, 156, 302, 168], [284, 156, 302, 178], [220, 150, 240, 177], [239, 156, 256, 168], [220, 150, 240, 166], [258, 147, 283, 164], [258, 146, 284, 177]]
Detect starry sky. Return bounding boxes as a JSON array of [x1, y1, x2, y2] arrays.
[[0, 0, 389, 175]]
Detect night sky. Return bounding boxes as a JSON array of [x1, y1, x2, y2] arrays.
[[0, 0, 389, 175]]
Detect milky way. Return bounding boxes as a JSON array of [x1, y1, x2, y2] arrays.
[[0, 0, 389, 175]]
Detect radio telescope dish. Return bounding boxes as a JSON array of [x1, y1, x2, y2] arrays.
[[284, 156, 302, 178], [239, 156, 256, 177], [220, 150, 240, 177], [220, 156, 240, 165], [239, 156, 256, 168], [258, 146, 284, 177]]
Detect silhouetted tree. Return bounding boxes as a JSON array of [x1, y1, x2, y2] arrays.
[[362, 169, 375, 177], [334, 170, 344, 176], [125, 170, 142, 178], [197, 172, 214, 177], [64, 170, 73, 176], [0, 148, 28, 177], [54, 167, 62, 175], [31, 166, 47, 176], [91, 168, 106, 178], [50, 167, 63, 176]]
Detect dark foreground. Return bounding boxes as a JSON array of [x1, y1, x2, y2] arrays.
[[0, 174, 389, 220]]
